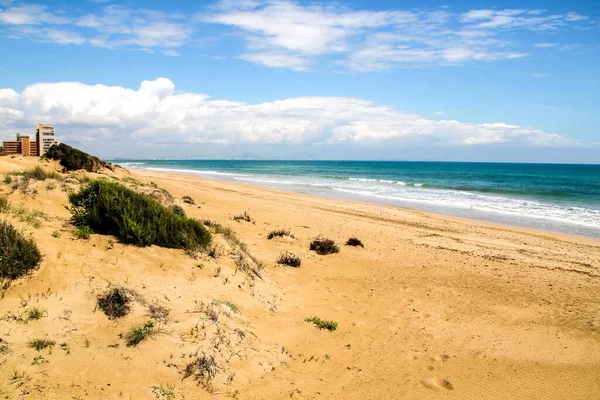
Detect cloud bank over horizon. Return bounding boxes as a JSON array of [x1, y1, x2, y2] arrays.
[[1, 77, 596, 162]]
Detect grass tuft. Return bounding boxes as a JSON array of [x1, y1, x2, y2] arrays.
[[0, 220, 42, 279], [0, 196, 8, 212], [212, 299, 239, 314], [345, 237, 364, 247], [233, 211, 252, 222], [182, 352, 218, 388], [97, 287, 131, 319], [73, 225, 93, 240], [124, 320, 159, 347], [309, 236, 339, 255], [27, 307, 47, 321], [267, 229, 293, 239], [305, 316, 338, 331], [28, 338, 56, 351], [277, 251, 301, 267], [11, 166, 62, 181]]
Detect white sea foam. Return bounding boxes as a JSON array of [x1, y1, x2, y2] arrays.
[[132, 165, 600, 236]]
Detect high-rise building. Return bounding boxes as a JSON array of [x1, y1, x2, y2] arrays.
[[36, 124, 55, 155]]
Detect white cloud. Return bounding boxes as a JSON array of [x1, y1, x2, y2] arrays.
[[432, 111, 446, 116], [532, 73, 550, 78], [0, 78, 580, 150], [207, 2, 591, 71], [0, 1, 593, 70], [534, 43, 556, 48], [0, 4, 68, 25]]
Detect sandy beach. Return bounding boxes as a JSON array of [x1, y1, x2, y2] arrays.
[[1, 155, 599, 399]]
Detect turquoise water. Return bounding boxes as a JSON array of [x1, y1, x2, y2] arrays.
[[114, 160, 600, 238]]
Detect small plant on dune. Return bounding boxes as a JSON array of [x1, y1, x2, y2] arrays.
[[309, 236, 339, 255], [97, 287, 131, 319], [277, 251, 301, 268], [305, 316, 338, 332], [27, 307, 47, 321], [73, 225, 93, 240], [267, 229, 294, 239], [124, 320, 159, 347], [170, 204, 186, 217], [3, 175, 11, 184], [345, 237, 364, 247], [151, 384, 175, 400], [0, 196, 8, 212], [233, 211, 252, 222], [0, 220, 42, 280], [212, 299, 239, 314], [182, 195, 195, 205], [11, 166, 62, 181], [68, 180, 211, 254], [147, 304, 170, 323], [28, 338, 56, 351], [182, 352, 219, 388], [51, 230, 61, 238]]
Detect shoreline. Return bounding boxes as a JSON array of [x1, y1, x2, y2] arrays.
[[129, 167, 600, 245]]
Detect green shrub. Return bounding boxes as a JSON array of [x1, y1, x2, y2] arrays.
[[0, 220, 42, 279], [277, 251, 301, 267], [305, 316, 338, 331], [170, 204, 186, 217], [309, 236, 339, 255], [45, 143, 106, 172], [67, 179, 211, 253]]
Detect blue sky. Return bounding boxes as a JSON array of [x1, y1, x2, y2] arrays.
[[0, 0, 598, 162]]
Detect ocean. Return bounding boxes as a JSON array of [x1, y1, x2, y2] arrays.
[[114, 160, 600, 238]]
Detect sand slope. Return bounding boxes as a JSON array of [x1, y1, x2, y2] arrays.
[[0, 156, 599, 399]]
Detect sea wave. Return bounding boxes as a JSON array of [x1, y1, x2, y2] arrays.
[[144, 167, 249, 177]]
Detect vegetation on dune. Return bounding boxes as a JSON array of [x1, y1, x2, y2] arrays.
[[124, 320, 159, 347], [305, 316, 338, 331], [170, 204, 186, 217], [97, 287, 131, 319], [182, 195, 195, 205], [345, 237, 364, 247], [28, 339, 56, 351], [45, 143, 108, 172], [309, 236, 339, 255], [9, 166, 62, 181], [0, 220, 42, 280], [67, 179, 211, 253], [0, 196, 8, 212], [267, 229, 294, 239], [277, 251, 302, 267]]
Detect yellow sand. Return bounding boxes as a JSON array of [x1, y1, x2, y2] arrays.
[[0, 155, 599, 399]]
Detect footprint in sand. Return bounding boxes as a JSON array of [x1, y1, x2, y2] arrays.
[[421, 377, 454, 391]]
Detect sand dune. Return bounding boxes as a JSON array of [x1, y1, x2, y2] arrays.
[[1, 155, 599, 399]]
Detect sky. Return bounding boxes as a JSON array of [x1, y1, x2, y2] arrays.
[[0, 0, 599, 162]]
